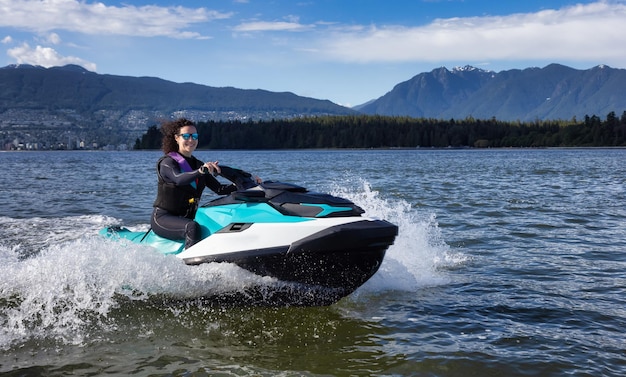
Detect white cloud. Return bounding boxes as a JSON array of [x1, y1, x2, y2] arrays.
[[317, 1, 626, 65], [1, 35, 12, 44], [7, 43, 97, 71], [0, 0, 231, 38], [234, 20, 313, 32], [46, 33, 62, 45]]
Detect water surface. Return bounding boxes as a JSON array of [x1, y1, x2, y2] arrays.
[[1, 148, 625, 376]]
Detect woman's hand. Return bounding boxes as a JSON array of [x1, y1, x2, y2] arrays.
[[200, 161, 221, 176]]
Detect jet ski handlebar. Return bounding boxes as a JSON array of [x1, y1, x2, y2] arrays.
[[217, 165, 308, 197], [217, 165, 260, 191]]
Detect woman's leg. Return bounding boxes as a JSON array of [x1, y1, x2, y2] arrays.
[[151, 207, 201, 249]]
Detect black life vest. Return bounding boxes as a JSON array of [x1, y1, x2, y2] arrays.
[[153, 155, 205, 218]]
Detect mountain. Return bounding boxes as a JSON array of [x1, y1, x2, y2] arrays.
[[0, 64, 355, 148], [358, 64, 626, 121]]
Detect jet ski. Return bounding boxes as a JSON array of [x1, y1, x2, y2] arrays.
[[101, 166, 398, 306]]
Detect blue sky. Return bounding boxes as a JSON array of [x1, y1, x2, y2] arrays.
[[1, 0, 625, 107]]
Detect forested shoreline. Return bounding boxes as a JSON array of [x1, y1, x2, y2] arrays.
[[134, 111, 626, 150]]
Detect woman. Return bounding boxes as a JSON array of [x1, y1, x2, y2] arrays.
[[151, 118, 236, 249]]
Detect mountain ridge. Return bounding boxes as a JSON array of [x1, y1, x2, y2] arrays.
[[0, 63, 352, 113], [0, 64, 355, 147], [358, 63, 626, 121], [2, 62, 625, 149]]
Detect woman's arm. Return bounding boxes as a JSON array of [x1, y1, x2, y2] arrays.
[[159, 157, 201, 186]]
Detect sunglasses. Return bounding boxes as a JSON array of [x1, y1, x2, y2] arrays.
[[178, 133, 199, 140]]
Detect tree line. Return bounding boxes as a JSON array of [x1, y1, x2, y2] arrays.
[[134, 111, 626, 150]]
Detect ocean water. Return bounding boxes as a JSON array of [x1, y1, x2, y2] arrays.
[[0, 148, 624, 376]]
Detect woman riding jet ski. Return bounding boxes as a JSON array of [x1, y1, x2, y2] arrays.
[[101, 118, 398, 306], [150, 118, 242, 250]]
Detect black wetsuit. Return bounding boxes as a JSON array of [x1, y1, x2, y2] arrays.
[[151, 154, 236, 248]]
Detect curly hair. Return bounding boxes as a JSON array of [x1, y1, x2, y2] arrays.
[[160, 118, 196, 154]]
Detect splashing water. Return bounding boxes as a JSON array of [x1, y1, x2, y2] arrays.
[[329, 178, 468, 292], [0, 221, 282, 349], [0, 178, 466, 349]]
